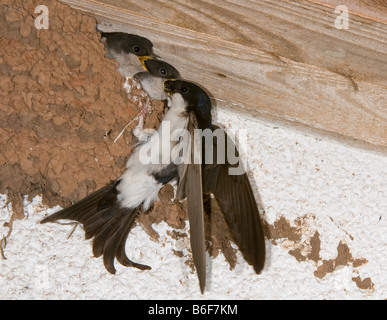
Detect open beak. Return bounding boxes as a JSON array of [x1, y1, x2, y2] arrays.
[[163, 79, 176, 96], [139, 56, 153, 72]]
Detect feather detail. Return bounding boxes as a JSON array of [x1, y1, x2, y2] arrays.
[[202, 125, 265, 273], [40, 181, 151, 273], [178, 112, 206, 293]]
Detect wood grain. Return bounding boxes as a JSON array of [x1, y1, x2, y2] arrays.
[[60, 0, 387, 152], [310, 0, 387, 23]]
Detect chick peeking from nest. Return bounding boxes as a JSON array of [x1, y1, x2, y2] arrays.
[[99, 31, 180, 141]]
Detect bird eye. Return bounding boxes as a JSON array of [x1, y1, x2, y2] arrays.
[[133, 46, 141, 54], [159, 68, 167, 76], [180, 86, 188, 93]]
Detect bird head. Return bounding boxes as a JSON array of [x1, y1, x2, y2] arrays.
[[139, 57, 180, 79], [101, 32, 156, 58], [123, 34, 155, 57], [164, 80, 212, 129], [134, 58, 180, 100]]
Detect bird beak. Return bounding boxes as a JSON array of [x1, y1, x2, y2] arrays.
[[139, 56, 153, 72], [163, 79, 176, 96]]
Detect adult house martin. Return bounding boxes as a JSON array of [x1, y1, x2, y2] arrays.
[[40, 79, 265, 293], [163, 80, 266, 293], [40, 78, 195, 274]]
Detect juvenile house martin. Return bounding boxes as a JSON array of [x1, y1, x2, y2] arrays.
[[98, 33, 162, 140], [100, 32, 156, 78], [134, 57, 181, 101], [132, 58, 180, 140]]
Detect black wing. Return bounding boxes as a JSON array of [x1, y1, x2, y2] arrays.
[[178, 112, 206, 293], [40, 181, 151, 273], [202, 125, 265, 274]]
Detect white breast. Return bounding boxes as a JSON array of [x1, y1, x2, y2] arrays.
[[108, 50, 144, 78], [117, 93, 188, 211]]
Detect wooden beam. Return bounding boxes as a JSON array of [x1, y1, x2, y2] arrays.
[[309, 0, 387, 23], [60, 0, 387, 152]]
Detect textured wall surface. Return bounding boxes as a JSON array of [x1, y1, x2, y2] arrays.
[[0, 108, 386, 299]]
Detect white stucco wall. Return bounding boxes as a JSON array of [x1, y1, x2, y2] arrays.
[[0, 107, 385, 300]]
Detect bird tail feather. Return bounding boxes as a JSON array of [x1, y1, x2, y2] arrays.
[[40, 182, 151, 273]]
